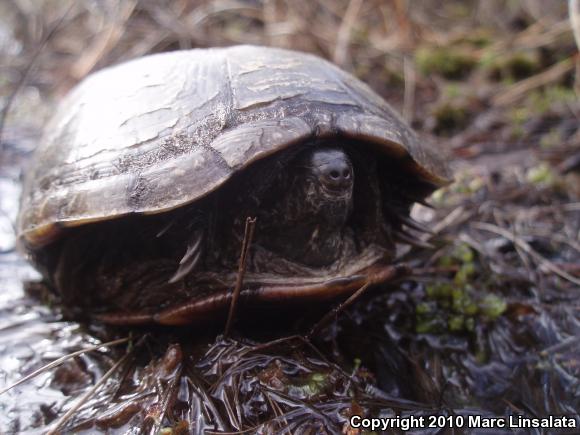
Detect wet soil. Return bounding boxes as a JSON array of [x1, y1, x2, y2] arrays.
[[0, 1, 579, 433]]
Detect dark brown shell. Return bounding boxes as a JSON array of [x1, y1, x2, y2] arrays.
[[18, 45, 451, 247]]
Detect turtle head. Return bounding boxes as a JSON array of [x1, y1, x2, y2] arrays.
[[298, 147, 354, 226], [308, 148, 354, 196], [255, 146, 355, 267]]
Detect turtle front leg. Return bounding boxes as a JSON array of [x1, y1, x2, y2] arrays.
[[95, 263, 409, 326]]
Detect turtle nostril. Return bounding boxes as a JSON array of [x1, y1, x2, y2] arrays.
[[309, 148, 354, 191], [321, 164, 353, 191]]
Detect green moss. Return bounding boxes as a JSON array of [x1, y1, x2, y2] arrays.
[[432, 102, 469, 135], [443, 83, 462, 98], [483, 51, 540, 81], [506, 52, 539, 79], [415, 243, 507, 335], [431, 187, 447, 205], [287, 372, 330, 399], [454, 262, 475, 285], [452, 285, 473, 312], [448, 315, 465, 331], [479, 50, 499, 70], [461, 29, 493, 48], [427, 282, 452, 298], [416, 302, 433, 314], [506, 86, 577, 132], [455, 243, 475, 263], [354, 59, 404, 87], [417, 281, 507, 335], [526, 163, 556, 186], [508, 107, 529, 139], [416, 316, 447, 334], [439, 243, 474, 267], [528, 86, 577, 114], [416, 47, 477, 80], [465, 317, 475, 332], [480, 294, 507, 320], [429, 170, 487, 208], [446, 3, 471, 18]]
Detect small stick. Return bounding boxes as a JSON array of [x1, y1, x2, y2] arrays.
[[403, 56, 416, 122], [333, 0, 363, 65], [307, 282, 370, 340], [0, 336, 130, 395], [307, 264, 409, 339], [224, 217, 256, 336], [492, 58, 574, 106], [570, 0, 580, 54]]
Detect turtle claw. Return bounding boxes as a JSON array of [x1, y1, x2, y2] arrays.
[[396, 213, 434, 234], [416, 199, 435, 209], [168, 232, 204, 283], [394, 229, 434, 249]]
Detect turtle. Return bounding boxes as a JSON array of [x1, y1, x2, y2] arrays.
[[17, 45, 451, 326]]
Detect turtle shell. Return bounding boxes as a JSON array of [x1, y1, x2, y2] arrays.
[[18, 45, 451, 248]]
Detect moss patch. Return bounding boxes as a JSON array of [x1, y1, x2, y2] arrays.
[[416, 243, 507, 336], [416, 46, 477, 80]]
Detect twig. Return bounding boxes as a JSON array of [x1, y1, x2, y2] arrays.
[[47, 347, 134, 434], [527, 229, 580, 254], [333, 0, 363, 65], [307, 282, 371, 339], [540, 335, 580, 357], [570, 0, 580, 53], [475, 19, 571, 56], [430, 206, 468, 235], [70, 1, 137, 79], [185, 373, 231, 432], [492, 58, 575, 106], [472, 221, 580, 286], [403, 56, 416, 122], [264, 390, 287, 433], [0, 336, 130, 395], [225, 217, 256, 336], [259, 386, 341, 432]]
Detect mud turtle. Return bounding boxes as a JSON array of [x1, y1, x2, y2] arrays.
[[18, 45, 451, 325]]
